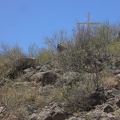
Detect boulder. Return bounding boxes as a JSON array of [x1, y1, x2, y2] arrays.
[[57, 42, 67, 52], [23, 68, 35, 74], [30, 70, 59, 86], [116, 99, 120, 108], [22, 71, 35, 81], [29, 113, 38, 120], [68, 117, 81, 120], [116, 74, 120, 79], [103, 105, 114, 113], [52, 112, 66, 120], [114, 108, 120, 118], [89, 88, 107, 106], [43, 115, 51, 120], [86, 109, 115, 120], [29, 72, 43, 81], [35, 66, 41, 70], [39, 64, 52, 72], [0, 106, 4, 114], [30, 103, 67, 120], [4, 57, 36, 79]]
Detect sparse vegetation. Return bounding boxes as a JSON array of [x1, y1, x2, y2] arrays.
[[0, 22, 120, 119]]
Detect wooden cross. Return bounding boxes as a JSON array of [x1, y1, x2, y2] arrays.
[[77, 12, 100, 32]]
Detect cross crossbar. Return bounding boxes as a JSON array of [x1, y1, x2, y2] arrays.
[[77, 12, 100, 31]]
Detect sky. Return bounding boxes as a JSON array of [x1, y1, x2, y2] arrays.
[[0, 0, 120, 52]]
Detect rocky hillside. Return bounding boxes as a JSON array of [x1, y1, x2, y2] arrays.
[[0, 23, 120, 120], [0, 56, 120, 120]]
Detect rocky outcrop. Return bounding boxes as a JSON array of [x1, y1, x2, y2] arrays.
[[0, 56, 120, 120], [29, 103, 68, 120], [22, 68, 60, 87], [57, 42, 67, 52], [3, 57, 36, 79], [29, 70, 60, 86]]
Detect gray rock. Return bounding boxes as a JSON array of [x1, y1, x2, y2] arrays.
[[0, 106, 4, 113], [35, 66, 41, 70], [44, 115, 51, 120], [32, 103, 68, 120], [29, 72, 43, 82], [23, 68, 34, 74], [116, 74, 120, 79], [22, 71, 35, 81], [86, 109, 115, 120], [57, 42, 67, 52], [4, 57, 36, 79], [37, 109, 51, 120], [114, 69, 120, 75], [68, 117, 81, 120], [52, 112, 66, 120], [39, 64, 52, 72], [116, 99, 120, 108], [30, 70, 59, 86], [103, 105, 114, 113], [29, 113, 38, 120]]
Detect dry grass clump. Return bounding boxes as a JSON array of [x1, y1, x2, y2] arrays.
[[0, 82, 54, 119]]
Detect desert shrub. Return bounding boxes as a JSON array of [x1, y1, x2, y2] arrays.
[[36, 48, 57, 65], [107, 40, 120, 66], [52, 22, 120, 96], [0, 82, 52, 119], [51, 22, 120, 113], [61, 85, 91, 112], [0, 43, 25, 61], [43, 30, 69, 67], [45, 30, 68, 52], [59, 22, 120, 69], [58, 42, 87, 72], [53, 71, 108, 113], [53, 82, 96, 113], [0, 61, 8, 77], [27, 43, 56, 66], [53, 71, 107, 113], [28, 43, 41, 58], [0, 43, 26, 78], [57, 22, 120, 77]]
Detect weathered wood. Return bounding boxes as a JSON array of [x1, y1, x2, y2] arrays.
[[77, 12, 100, 32]]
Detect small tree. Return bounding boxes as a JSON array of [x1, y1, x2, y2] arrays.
[[45, 30, 68, 52], [0, 43, 25, 61], [28, 43, 40, 58]]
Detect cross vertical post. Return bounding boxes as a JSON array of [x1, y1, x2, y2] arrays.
[[77, 12, 100, 33], [87, 12, 90, 33]]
